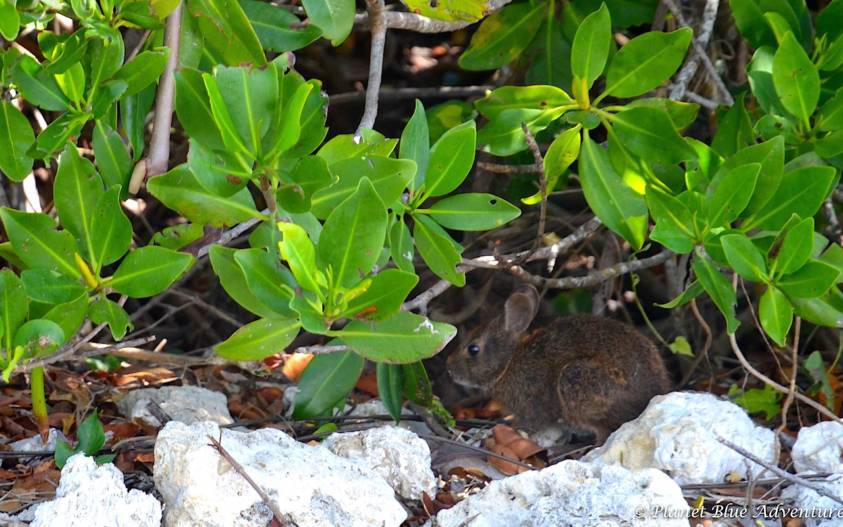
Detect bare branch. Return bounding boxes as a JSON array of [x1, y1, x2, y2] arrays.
[[521, 123, 547, 247], [356, 0, 387, 137], [292, 344, 350, 355], [331, 85, 492, 105], [507, 250, 672, 289], [477, 161, 542, 174], [132, 1, 184, 190]]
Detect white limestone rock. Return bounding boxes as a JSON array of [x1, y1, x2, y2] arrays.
[[118, 385, 232, 428], [792, 421, 843, 474], [28, 454, 162, 527], [432, 459, 689, 527], [583, 391, 779, 485], [2, 429, 66, 467], [781, 474, 843, 527], [153, 421, 406, 527], [348, 399, 431, 436], [322, 426, 436, 499]]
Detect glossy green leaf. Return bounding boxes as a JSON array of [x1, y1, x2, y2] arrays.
[[293, 351, 363, 418], [0, 209, 80, 278], [603, 28, 692, 98], [341, 269, 418, 320], [477, 107, 562, 156], [301, 0, 354, 45], [657, 280, 703, 309], [234, 247, 296, 317], [311, 156, 414, 218], [92, 121, 132, 195], [646, 187, 695, 254], [579, 137, 648, 249], [401, 100, 430, 192], [88, 297, 133, 340], [818, 88, 843, 132], [704, 163, 760, 228], [147, 165, 264, 228], [109, 246, 194, 298], [772, 216, 813, 276], [778, 261, 840, 299], [693, 253, 739, 333], [400, 0, 491, 22], [13, 319, 65, 358], [571, 3, 611, 89], [114, 49, 168, 97], [458, 2, 546, 71], [0, 3, 19, 41], [742, 166, 837, 231], [277, 222, 323, 295], [214, 317, 300, 360], [0, 102, 35, 182], [414, 214, 465, 286], [21, 269, 86, 305], [759, 286, 793, 346], [318, 178, 387, 288], [422, 193, 520, 231], [55, 63, 85, 104], [475, 85, 573, 119], [721, 233, 768, 282], [175, 69, 225, 151], [791, 289, 843, 328], [209, 245, 279, 318], [729, 0, 777, 48], [337, 311, 457, 363], [12, 55, 71, 112], [214, 65, 278, 156], [202, 73, 251, 155], [54, 145, 105, 265], [423, 121, 476, 198], [241, 0, 321, 52], [772, 32, 819, 127], [42, 294, 88, 349], [187, 0, 266, 65], [711, 95, 755, 157], [0, 270, 28, 353], [719, 137, 784, 215], [389, 218, 415, 273], [612, 106, 696, 164], [377, 362, 404, 422]]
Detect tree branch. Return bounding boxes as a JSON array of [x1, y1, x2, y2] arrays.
[[356, 0, 387, 137]]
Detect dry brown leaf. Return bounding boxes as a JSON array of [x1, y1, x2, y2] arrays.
[[281, 353, 312, 381]]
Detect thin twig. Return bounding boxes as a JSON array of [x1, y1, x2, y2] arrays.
[[207, 434, 295, 526], [716, 435, 843, 507], [663, 0, 732, 105], [679, 298, 714, 387], [133, 1, 184, 190], [419, 434, 538, 471], [291, 344, 349, 355], [778, 317, 802, 434], [521, 123, 547, 249], [330, 85, 492, 105], [507, 250, 672, 289], [356, 0, 387, 137], [476, 162, 543, 174]]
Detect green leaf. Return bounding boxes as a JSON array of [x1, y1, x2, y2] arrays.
[[657, 280, 703, 309], [311, 156, 414, 219], [626, 97, 699, 130], [413, 214, 465, 286], [422, 193, 520, 231], [805, 350, 835, 411], [241, 0, 321, 52], [759, 286, 793, 346], [88, 297, 133, 340], [0, 3, 19, 40], [721, 233, 768, 282], [729, 384, 781, 421], [475, 85, 574, 119], [778, 261, 840, 299], [337, 311, 457, 363], [772, 216, 813, 276], [340, 269, 418, 320], [0, 102, 35, 182], [401, 100, 430, 192], [711, 95, 755, 157], [704, 163, 760, 228], [21, 269, 86, 305], [13, 320, 65, 359], [612, 106, 696, 164], [214, 317, 300, 360], [571, 3, 611, 90], [400, 0, 491, 22], [54, 439, 76, 469], [0, 270, 28, 353], [12, 55, 71, 112], [214, 65, 278, 157], [0, 209, 80, 278], [147, 165, 264, 228], [668, 336, 693, 357], [293, 351, 364, 418], [646, 187, 695, 254], [55, 62, 86, 105], [423, 121, 476, 198], [209, 245, 279, 318], [109, 246, 194, 298], [458, 2, 546, 71], [729, 0, 777, 48], [92, 121, 132, 196], [544, 126, 581, 182], [317, 178, 388, 288], [579, 137, 648, 250], [277, 222, 323, 295], [202, 73, 251, 155], [693, 253, 739, 333], [76, 410, 107, 456], [792, 289, 843, 328], [389, 218, 415, 273], [602, 28, 692, 99], [742, 166, 837, 231], [277, 156, 332, 214], [234, 248, 296, 317], [33, 112, 88, 160], [43, 294, 88, 343], [187, 0, 266, 66], [301, 0, 354, 45], [114, 49, 169, 97], [55, 145, 106, 267], [175, 69, 225, 151], [377, 363, 404, 422], [720, 136, 784, 215], [772, 32, 820, 127], [818, 88, 843, 132]]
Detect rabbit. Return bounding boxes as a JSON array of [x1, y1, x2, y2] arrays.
[[447, 284, 671, 446]]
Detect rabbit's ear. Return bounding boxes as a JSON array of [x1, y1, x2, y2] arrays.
[[504, 285, 539, 333]]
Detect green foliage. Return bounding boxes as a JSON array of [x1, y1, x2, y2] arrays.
[[55, 411, 114, 469]]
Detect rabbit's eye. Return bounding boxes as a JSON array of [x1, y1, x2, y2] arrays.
[[467, 344, 481, 356]]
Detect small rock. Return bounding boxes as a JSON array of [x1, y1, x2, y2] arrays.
[[2, 429, 66, 467], [323, 426, 437, 499], [28, 454, 162, 527], [349, 399, 431, 436], [154, 421, 406, 527], [792, 421, 843, 474], [431, 459, 689, 527], [0, 512, 27, 526], [583, 392, 779, 485], [118, 385, 232, 428], [781, 474, 843, 527]]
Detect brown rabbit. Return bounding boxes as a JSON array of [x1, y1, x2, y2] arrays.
[[447, 284, 671, 445]]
